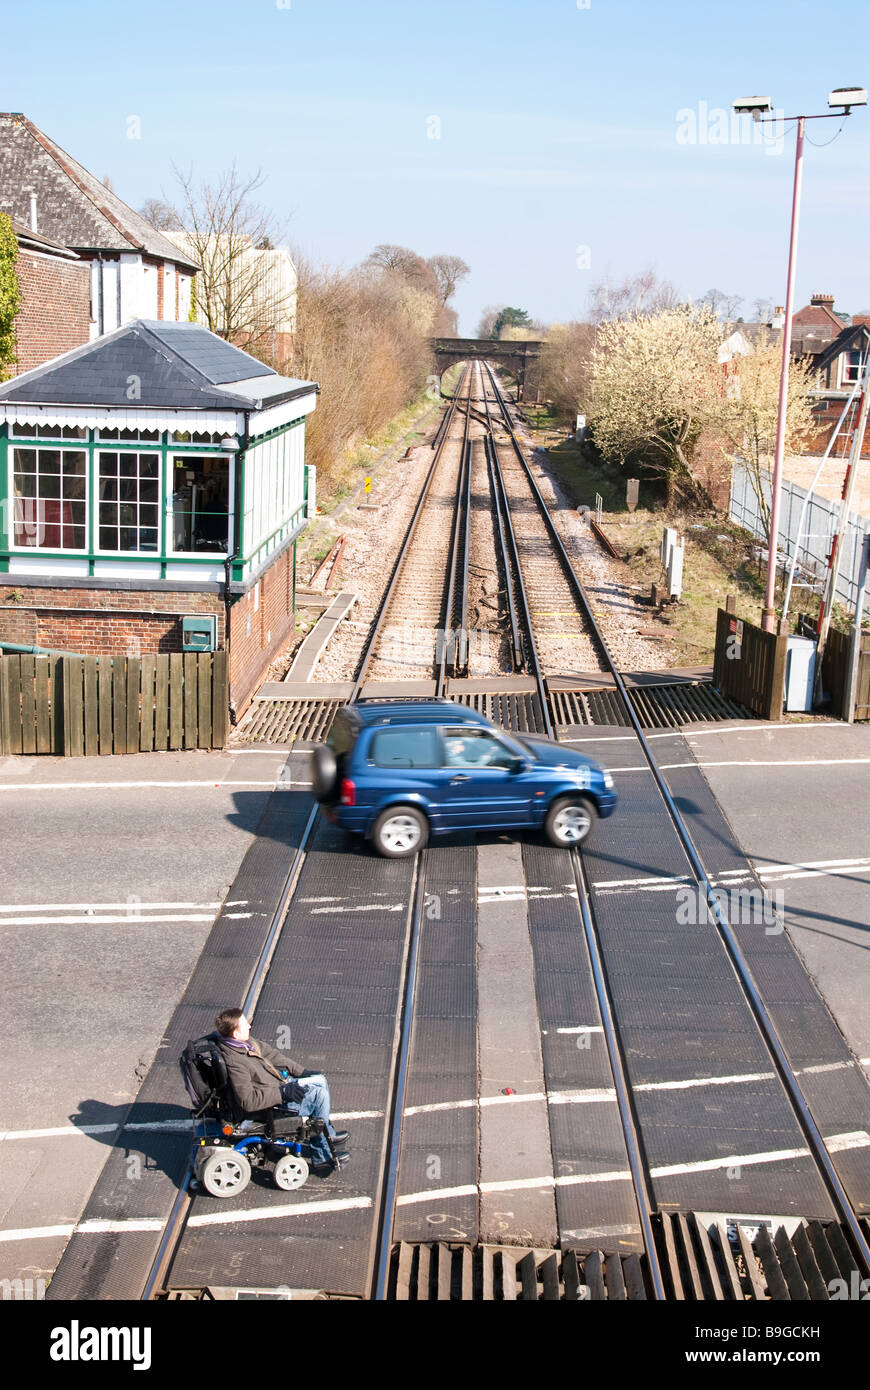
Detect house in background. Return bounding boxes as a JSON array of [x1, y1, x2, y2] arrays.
[[720, 293, 869, 456], [0, 113, 200, 371], [165, 231, 297, 369], [9, 219, 91, 374], [0, 321, 317, 718], [792, 295, 869, 454]]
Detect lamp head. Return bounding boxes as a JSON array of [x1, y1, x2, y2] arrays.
[[733, 96, 774, 123], [829, 87, 867, 111]]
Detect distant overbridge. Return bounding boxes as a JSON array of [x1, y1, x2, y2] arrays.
[[430, 337, 544, 402]]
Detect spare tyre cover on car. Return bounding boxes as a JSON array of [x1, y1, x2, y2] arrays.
[[311, 744, 338, 802]]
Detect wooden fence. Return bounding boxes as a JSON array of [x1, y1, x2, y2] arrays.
[[0, 651, 228, 756], [822, 627, 870, 722], [712, 609, 787, 721]]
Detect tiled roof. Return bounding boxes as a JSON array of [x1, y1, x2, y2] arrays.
[[0, 113, 200, 271], [0, 320, 315, 410]]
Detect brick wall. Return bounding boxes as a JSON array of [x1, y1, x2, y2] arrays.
[[228, 543, 296, 717], [13, 252, 91, 374], [0, 586, 224, 655], [0, 540, 298, 724]]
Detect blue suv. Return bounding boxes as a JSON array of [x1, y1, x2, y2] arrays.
[[311, 699, 616, 858]]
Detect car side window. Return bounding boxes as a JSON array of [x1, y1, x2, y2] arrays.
[[370, 727, 438, 769], [441, 728, 517, 770]]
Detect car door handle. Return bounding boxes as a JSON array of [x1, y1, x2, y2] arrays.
[[449, 774, 471, 784]]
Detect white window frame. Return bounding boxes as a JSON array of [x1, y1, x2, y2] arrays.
[[94, 448, 162, 556], [9, 445, 89, 554], [167, 452, 233, 557]]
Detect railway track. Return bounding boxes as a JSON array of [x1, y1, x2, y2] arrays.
[[477, 361, 870, 1287], [45, 360, 870, 1303]]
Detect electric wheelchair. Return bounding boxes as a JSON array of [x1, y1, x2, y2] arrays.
[[180, 1034, 340, 1198]]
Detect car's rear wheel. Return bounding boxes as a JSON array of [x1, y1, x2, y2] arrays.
[[545, 795, 596, 848], [311, 745, 338, 803], [372, 806, 428, 858]]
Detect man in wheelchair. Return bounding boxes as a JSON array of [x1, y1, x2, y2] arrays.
[[180, 1008, 349, 1198], [215, 1008, 349, 1167]]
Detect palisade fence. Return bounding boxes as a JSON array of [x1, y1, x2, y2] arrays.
[[730, 460, 868, 610], [712, 608, 787, 721], [0, 651, 228, 756]]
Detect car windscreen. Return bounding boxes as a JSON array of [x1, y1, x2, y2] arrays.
[[370, 727, 439, 769]]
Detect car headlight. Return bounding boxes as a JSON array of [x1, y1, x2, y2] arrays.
[[602, 770, 614, 790]]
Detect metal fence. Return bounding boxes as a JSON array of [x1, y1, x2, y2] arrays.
[[729, 460, 869, 610]]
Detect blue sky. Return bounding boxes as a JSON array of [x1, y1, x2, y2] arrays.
[[6, 0, 869, 332]]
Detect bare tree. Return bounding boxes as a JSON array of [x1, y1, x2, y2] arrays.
[[476, 306, 503, 339], [171, 164, 296, 356], [138, 197, 182, 231], [752, 297, 776, 323], [426, 254, 470, 305], [588, 270, 680, 323], [364, 244, 439, 297], [699, 287, 744, 322]]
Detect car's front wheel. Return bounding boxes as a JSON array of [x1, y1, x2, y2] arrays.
[[372, 806, 429, 858], [545, 795, 596, 848]]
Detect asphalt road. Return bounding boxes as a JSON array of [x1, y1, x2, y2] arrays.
[[0, 746, 290, 1288], [667, 719, 870, 1072]]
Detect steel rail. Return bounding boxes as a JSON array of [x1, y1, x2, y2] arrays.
[[142, 799, 321, 1299], [485, 435, 524, 672], [482, 362, 870, 1278], [350, 362, 472, 701], [370, 853, 429, 1299], [438, 365, 474, 692], [455, 436, 474, 677], [480, 364, 666, 1298]]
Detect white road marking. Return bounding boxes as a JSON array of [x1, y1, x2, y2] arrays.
[[651, 1130, 870, 1178], [187, 1195, 372, 1227], [0, 1124, 120, 1142], [796, 1061, 855, 1077], [555, 1025, 604, 1035], [635, 1071, 776, 1093], [0, 780, 280, 791], [77, 1218, 165, 1234], [0, 913, 219, 926], [309, 904, 404, 915], [561, 722, 844, 745], [0, 901, 224, 913], [0, 1223, 77, 1243], [609, 758, 870, 774], [396, 1131, 870, 1207]]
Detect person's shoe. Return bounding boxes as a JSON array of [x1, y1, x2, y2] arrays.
[[330, 1129, 350, 1144], [312, 1151, 350, 1176]]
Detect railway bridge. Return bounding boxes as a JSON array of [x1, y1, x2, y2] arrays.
[[430, 336, 544, 401]]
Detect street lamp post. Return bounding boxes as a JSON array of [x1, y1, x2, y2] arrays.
[[733, 89, 867, 633]]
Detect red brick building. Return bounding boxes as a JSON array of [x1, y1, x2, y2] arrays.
[[0, 113, 200, 371], [11, 222, 90, 374]]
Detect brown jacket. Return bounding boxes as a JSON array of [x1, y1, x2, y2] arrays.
[[218, 1036, 304, 1115]]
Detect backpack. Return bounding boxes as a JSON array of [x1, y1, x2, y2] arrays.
[[179, 1034, 241, 1122]]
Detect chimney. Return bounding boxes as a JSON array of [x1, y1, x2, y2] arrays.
[[29, 192, 37, 233], [810, 292, 835, 308]]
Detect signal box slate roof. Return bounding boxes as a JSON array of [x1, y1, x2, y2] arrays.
[[0, 113, 199, 272], [0, 320, 317, 412]]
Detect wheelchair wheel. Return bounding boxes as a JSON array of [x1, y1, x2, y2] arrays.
[[199, 1148, 251, 1198], [273, 1153, 310, 1190]]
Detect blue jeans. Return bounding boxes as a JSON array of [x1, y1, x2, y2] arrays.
[[284, 1072, 337, 1165]]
